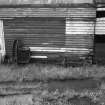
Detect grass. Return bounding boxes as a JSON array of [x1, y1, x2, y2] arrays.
[[0, 63, 105, 82]]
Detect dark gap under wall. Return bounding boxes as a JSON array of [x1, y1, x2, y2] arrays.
[[97, 11, 105, 18], [95, 35, 105, 43]]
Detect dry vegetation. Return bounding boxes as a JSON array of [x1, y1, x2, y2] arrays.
[[0, 88, 104, 105], [0, 64, 105, 105], [0, 64, 105, 82]]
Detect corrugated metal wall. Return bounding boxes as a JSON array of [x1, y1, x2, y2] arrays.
[[65, 7, 96, 56], [95, 0, 105, 4], [65, 19, 95, 56], [3, 17, 65, 57], [65, 20, 94, 48], [96, 18, 105, 34], [0, 0, 94, 5], [95, 8, 105, 62], [3, 6, 96, 59], [0, 8, 96, 18]]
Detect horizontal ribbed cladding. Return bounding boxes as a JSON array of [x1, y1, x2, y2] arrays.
[[95, 18, 105, 34], [95, 0, 105, 4], [65, 18, 95, 56], [0, 0, 94, 5], [95, 0, 105, 7], [95, 14, 105, 62], [0, 8, 96, 18], [3, 17, 65, 57], [67, 8, 96, 18]]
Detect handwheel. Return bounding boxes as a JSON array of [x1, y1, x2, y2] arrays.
[[12, 39, 23, 63]]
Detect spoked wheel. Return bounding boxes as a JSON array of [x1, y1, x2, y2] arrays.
[[12, 39, 23, 63]]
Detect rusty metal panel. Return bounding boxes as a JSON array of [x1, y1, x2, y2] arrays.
[[0, 8, 96, 18], [96, 18, 105, 35], [3, 17, 65, 57], [0, 0, 94, 5]]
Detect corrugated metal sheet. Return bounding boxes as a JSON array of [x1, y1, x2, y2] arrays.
[[3, 7, 96, 59], [97, 8, 105, 11], [3, 17, 65, 57], [95, 0, 105, 4], [65, 19, 95, 55], [66, 21, 94, 34], [96, 0, 105, 7], [0, 0, 94, 5], [0, 8, 96, 18], [96, 18, 105, 35]]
